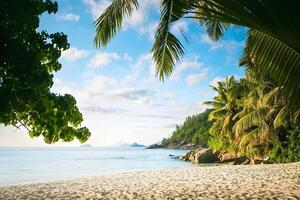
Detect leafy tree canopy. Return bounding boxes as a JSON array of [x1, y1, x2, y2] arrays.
[[162, 109, 212, 147], [0, 0, 91, 144]]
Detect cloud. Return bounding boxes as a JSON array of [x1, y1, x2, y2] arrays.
[[61, 47, 89, 61], [81, 106, 126, 113], [200, 34, 223, 50], [171, 59, 204, 81], [174, 101, 210, 117], [186, 70, 208, 86], [123, 53, 132, 61], [58, 13, 80, 21], [138, 21, 159, 40], [123, 53, 153, 84], [123, 10, 144, 28], [130, 114, 181, 120], [200, 33, 244, 52], [210, 76, 225, 87], [123, 0, 160, 29], [82, 0, 160, 39], [87, 52, 120, 68], [171, 20, 188, 34], [87, 75, 117, 92], [82, 0, 111, 20], [106, 88, 154, 105], [162, 123, 178, 129]]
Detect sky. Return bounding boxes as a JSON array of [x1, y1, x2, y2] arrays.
[[0, 0, 246, 147]]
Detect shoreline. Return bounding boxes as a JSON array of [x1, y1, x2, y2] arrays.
[[1, 162, 299, 199]]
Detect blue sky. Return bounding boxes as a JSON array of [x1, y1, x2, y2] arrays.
[[0, 0, 246, 147]]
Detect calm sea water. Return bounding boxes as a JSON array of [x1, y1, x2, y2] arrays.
[[0, 147, 190, 185]]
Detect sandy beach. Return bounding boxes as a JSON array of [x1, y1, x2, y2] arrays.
[[0, 162, 299, 200]]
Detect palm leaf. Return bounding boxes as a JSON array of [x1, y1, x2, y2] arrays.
[[245, 30, 300, 102], [152, 0, 192, 80], [273, 107, 289, 128], [234, 107, 269, 135], [94, 0, 139, 48]]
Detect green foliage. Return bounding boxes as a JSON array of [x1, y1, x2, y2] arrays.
[[0, 0, 91, 143], [162, 109, 212, 147], [94, 0, 300, 103], [94, 0, 139, 48], [270, 126, 300, 163], [94, 0, 300, 163], [207, 68, 300, 162]]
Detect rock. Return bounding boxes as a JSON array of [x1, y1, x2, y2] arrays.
[[191, 148, 220, 164], [178, 148, 220, 164], [178, 150, 195, 161], [218, 151, 251, 165], [218, 151, 237, 162], [169, 154, 180, 159], [249, 156, 272, 164], [233, 157, 250, 165]]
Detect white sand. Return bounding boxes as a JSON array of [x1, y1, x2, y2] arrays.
[[0, 162, 299, 200]]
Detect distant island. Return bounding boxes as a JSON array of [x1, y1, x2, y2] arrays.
[[120, 143, 146, 148], [79, 144, 93, 148], [129, 143, 146, 147]]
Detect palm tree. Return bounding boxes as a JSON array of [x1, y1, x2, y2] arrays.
[[204, 76, 243, 153], [232, 72, 278, 159], [94, 0, 300, 101]]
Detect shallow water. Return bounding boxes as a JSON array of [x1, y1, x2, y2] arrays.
[[0, 147, 190, 185]]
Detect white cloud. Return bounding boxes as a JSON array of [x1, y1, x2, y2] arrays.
[[106, 88, 154, 105], [186, 70, 208, 86], [123, 0, 160, 29], [82, 0, 160, 39], [138, 21, 159, 40], [200, 34, 223, 50], [82, 0, 111, 20], [171, 20, 188, 34], [200, 33, 244, 52], [171, 59, 204, 81], [58, 13, 80, 21], [123, 10, 144, 28], [87, 52, 120, 68], [210, 76, 225, 87], [123, 53, 132, 61], [123, 53, 153, 84], [87, 75, 117, 92], [62, 47, 89, 61]]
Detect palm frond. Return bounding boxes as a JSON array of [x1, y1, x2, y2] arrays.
[[94, 0, 139, 48], [245, 30, 300, 102], [234, 107, 269, 135], [273, 107, 289, 128], [152, 0, 195, 80]]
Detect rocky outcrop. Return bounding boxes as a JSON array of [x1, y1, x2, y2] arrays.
[[178, 148, 220, 164]]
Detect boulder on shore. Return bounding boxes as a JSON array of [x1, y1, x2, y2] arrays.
[[178, 148, 220, 164], [178, 149, 271, 165]]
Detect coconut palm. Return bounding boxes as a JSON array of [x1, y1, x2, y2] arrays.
[[94, 0, 300, 101], [204, 76, 243, 152], [232, 73, 278, 159]]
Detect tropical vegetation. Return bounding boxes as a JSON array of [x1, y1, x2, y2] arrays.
[[0, 0, 91, 143], [94, 0, 300, 163], [161, 109, 212, 147], [95, 0, 300, 102], [205, 70, 300, 163]]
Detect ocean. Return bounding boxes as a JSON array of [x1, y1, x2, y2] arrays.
[[0, 147, 190, 185]]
